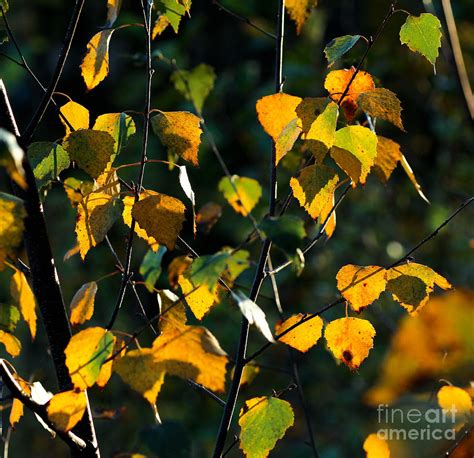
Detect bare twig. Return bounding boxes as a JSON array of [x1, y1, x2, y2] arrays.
[[187, 379, 225, 407]]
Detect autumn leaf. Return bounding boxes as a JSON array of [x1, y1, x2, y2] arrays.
[[65, 327, 115, 390], [171, 63, 216, 113], [189, 252, 229, 291], [357, 88, 404, 130], [290, 164, 339, 220], [218, 175, 262, 216], [69, 281, 98, 326], [47, 390, 87, 432], [155, 0, 189, 34], [63, 129, 116, 179], [399, 153, 430, 203], [28, 142, 70, 188], [239, 396, 294, 458], [168, 255, 193, 288], [152, 14, 170, 39], [363, 433, 390, 458], [373, 136, 402, 182], [196, 202, 222, 234], [285, 0, 317, 34], [151, 111, 202, 166], [330, 125, 378, 185], [0, 329, 21, 356], [80, 29, 115, 91], [325, 317, 376, 370], [0, 193, 25, 264], [93, 112, 136, 155], [324, 35, 362, 67], [437, 386, 472, 417], [59, 101, 89, 135], [0, 128, 26, 189], [63, 176, 94, 207], [324, 68, 375, 120], [131, 193, 186, 250], [295, 97, 329, 135], [9, 373, 31, 428], [139, 247, 167, 293], [178, 274, 217, 320], [105, 0, 122, 28], [10, 269, 37, 338], [385, 262, 451, 315], [0, 303, 20, 333], [256, 93, 302, 143], [336, 265, 386, 313], [76, 191, 121, 259], [275, 118, 302, 165], [400, 13, 442, 70], [275, 314, 323, 353]]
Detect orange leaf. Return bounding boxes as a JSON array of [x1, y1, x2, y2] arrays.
[[10, 269, 37, 339], [69, 281, 98, 326], [285, 0, 318, 34], [363, 433, 390, 458]]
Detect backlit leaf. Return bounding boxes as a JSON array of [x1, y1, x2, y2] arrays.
[[65, 326, 115, 390], [0, 329, 21, 356], [28, 142, 70, 187], [357, 88, 404, 130], [59, 101, 89, 135], [437, 386, 472, 416], [325, 317, 376, 370], [47, 390, 87, 432], [218, 175, 262, 216], [132, 193, 186, 250], [385, 262, 451, 315], [151, 111, 202, 166], [331, 125, 378, 185], [63, 129, 115, 179], [295, 97, 329, 135], [256, 93, 302, 143], [304, 101, 339, 159], [76, 191, 121, 259], [155, 0, 189, 34], [275, 314, 323, 353], [260, 215, 305, 254], [324, 68, 375, 120], [290, 164, 339, 220], [178, 274, 217, 320], [0, 128, 26, 189], [0, 303, 20, 333], [400, 153, 429, 203], [9, 373, 30, 428], [0, 193, 26, 263], [239, 396, 294, 458], [69, 281, 98, 326], [10, 269, 37, 339], [336, 265, 386, 313], [139, 247, 167, 293], [80, 29, 115, 91], [400, 13, 442, 70], [324, 35, 362, 67], [168, 255, 192, 288], [105, 0, 122, 27], [171, 63, 216, 113], [285, 0, 317, 34], [152, 14, 170, 39], [63, 177, 94, 207], [93, 112, 136, 155], [363, 433, 390, 458], [275, 118, 302, 165], [373, 136, 402, 182], [189, 252, 229, 291]]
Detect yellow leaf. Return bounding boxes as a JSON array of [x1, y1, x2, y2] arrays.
[[122, 191, 160, 252], [59, 101, 89, 136], [385, 262, 451, 315], [47, 390, 87, 432], [0, 193, 26, 264], [152, 15, 170, 39], [330, 125, 378, 185], [320, 191, 336, 238], [93, 112, 136, 155], [373, 136, 402, 182], [0, 128, 27, 189], [256, 93, 302, 143], [400, 153, 429, 203], [9, 373, 31, 428], [65, 327, 115, 390], [0, 329, 21, 357], [114, 348, 166, 406], [275, 314, 323, 353], [62, 177, 94, 208], [336, 265, 386, 313], [94, 167, 121, 198], [305, 101, 339, 153], [357, 88, 404, 130], [80, 29, 115, 91], [178, 275, 217, 320], [75, 192, 120, 259], [239, 364, 260, 387], [131, 193, 186, 250], [69, 281, 98, 326], [296, 97, 329, 136], [324, 68, 375, 120], [290, 164, 339, 220], [325, 317, 376, 370], [218, 175, 262, 216], [363, 433, 390, 458], [105, 0, 122, 27], [10, 269, 37, 339], [437, 385, 472, 416], [152, 301, 228, 392], [275, 119, 302, 165], [285, 0, 318, 34], [168, 255, 193, 288], [151, 111, 202, 166]]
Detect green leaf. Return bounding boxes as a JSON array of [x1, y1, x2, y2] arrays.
[[140, 247, 167, 292], [93, 112, 136, 156], [0, 303, 20, 333], [155, 0, 189, 33], [190, 252, 230, 290], [330, 125, 378, 185], [0, 0, 9, 15], [171, 63, 216, 113], [324, 35, 361, 67], [260, 215, 306, 254], [399, 13, 442, 70], [222, 248, 250, 283], [239, 396, 294, 458], [28, 142, 70, 187], [218, 175, 262, 216]]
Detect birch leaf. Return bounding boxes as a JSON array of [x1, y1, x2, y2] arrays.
[[47, 390, 87, 432], [178, 274, 217, 320], [324, 35, 362, 67], [105, 0, 122, 27], [285, 0, 318, 34], [218, 175, 262, 216], [10, 269, 37, 339], [69, 281, 98, 326], [152, 15, 170, 39], [437, 386, 472, 416], [139, 247, 167, 293], [28, 142, 70, 188], [0, 193, 26, 263], [93, 112, 136, 155], [357, 88, 404, 130], [59, 101, 89, 135], [275, 118, 302, 165], [363, 433, 390, 458], [0, 128, 26, 189], [155, 0, 189, 34], [0, 329, 21, 356], [275, 314, 323, 353]]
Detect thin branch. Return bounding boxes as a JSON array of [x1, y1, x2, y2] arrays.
[[187, 379, 225, 407]]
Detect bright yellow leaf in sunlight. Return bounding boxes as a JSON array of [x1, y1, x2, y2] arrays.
[[69, 281, 98, 326], [0, 329, 21, 357], [59, 101, 89, 136], [437, 386, 472, 416], [325, 317, 376, 370], [218, 175, 262, 216], [47, 390, 87, 432], [285, 0, 318, 34], [336, 265, 386, 313], [10, 268, 37, 339], [363, 433, 390, 458], [0, 193, 26, 265], [178, 275, 217, 320], [275, 314, 323, 353]]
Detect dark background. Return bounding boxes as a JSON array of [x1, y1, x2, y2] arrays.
[[0, 0, 473, 456]]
